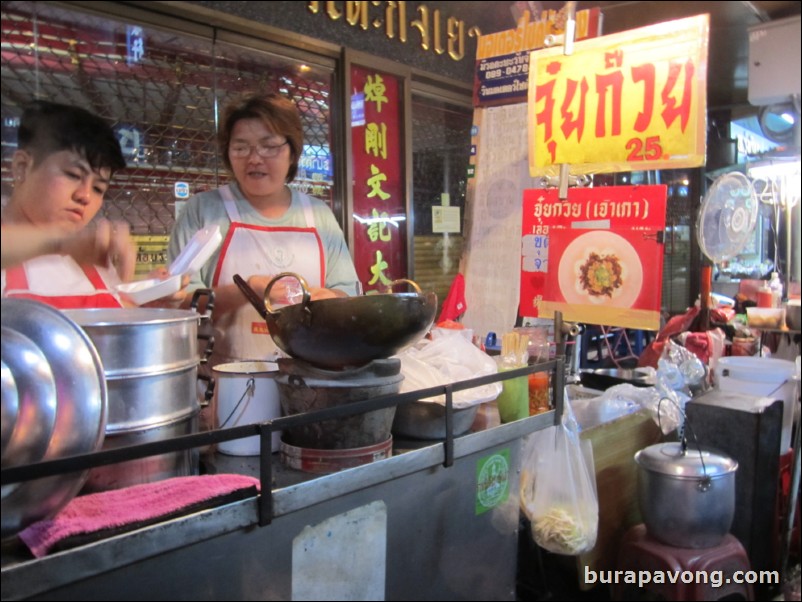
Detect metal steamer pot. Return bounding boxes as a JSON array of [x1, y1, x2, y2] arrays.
[[64, 307, 209, 492], [634, 441, 738, 549], [234, 272, 437, 370]]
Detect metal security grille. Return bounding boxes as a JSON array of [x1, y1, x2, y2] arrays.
[[1, 1, 334, 238]]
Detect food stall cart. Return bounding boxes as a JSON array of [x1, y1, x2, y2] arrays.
[[1, 354, 566, 601]]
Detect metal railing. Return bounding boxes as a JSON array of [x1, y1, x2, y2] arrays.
[[0, 359, 564, 527]]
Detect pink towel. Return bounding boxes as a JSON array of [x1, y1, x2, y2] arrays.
[[19, 474, 260, 558]]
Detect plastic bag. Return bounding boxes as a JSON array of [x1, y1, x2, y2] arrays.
[[520, 399, 598, 555], [395, 335, 502, 408], [568, 390, 640, 430]]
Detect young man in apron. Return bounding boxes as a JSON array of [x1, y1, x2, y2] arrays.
[[1, 101, 135, 309]]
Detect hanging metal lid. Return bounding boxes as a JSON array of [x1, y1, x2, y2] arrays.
[[634, 442, 738, 479]]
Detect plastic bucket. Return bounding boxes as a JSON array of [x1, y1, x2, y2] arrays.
[[714, 357, 799, 452], [214, 361, 281, 455]]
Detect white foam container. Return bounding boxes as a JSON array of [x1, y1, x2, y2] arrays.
[[714, 356, 799, 452], [213, 361, 281, 455]]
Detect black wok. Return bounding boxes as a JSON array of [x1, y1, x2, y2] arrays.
[[234, 273, 436, 369]]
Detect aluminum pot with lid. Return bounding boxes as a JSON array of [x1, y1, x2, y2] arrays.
[[634, 441, 738, 549]]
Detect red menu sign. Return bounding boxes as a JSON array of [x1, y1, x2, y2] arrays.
[[350, 66, 407, 291], [520, 185, 667, 330]]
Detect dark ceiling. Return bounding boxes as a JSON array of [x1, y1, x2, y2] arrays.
[[465, 1, 801, 113]]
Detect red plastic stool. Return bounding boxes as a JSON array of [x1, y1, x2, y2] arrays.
[[611, 524, 754, 601]]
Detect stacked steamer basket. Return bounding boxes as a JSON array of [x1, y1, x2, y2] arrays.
[[64, 308, 205, 492]]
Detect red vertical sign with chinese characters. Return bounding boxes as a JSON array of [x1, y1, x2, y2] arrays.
[[351, 66, 407, 292], [520, 185, 667, 330]]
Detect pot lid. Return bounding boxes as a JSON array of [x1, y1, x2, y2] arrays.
[[634, 442, 738, 478]]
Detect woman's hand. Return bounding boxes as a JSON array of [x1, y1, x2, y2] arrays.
[[248, 273, 304, 305], [308, 287, 346, 301], [246, 274, 347, 305], [139, 267, 191, 308]]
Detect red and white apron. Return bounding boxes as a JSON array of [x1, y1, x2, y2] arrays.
[[211, 185, 325, 364], [3, 256, 123, 309]]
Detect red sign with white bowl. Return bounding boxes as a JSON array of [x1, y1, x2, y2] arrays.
[[520, 185, 667, 330]]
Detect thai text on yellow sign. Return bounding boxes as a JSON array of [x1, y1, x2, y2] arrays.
[[132, 235, 169, 277], [528, 14, 709, 177]]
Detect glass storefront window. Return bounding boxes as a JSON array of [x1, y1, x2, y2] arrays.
[[411, 94, 472, 316]]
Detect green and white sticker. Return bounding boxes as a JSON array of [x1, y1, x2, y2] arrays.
[[476, 449, 510, 515]]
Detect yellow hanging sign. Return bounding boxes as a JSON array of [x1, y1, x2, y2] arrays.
[[528, 14, 709, 177]]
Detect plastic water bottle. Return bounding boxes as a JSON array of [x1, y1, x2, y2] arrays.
[[768, 272, 783, 307]]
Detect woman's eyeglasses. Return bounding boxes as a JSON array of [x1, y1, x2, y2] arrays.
[[229, 140, 288, 159]]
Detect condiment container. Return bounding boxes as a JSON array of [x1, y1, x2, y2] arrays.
[[746, 306, 785, 329], [497, 370, 528, 423], [528, 372, 550, 415], [757, 286, 774, 308]]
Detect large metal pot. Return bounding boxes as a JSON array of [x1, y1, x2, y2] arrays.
[[634, 441, 738, 548], [64, 308, 203, 492], [235, 273, 436, 370]]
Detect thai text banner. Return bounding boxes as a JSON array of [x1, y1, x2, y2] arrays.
[[528, 14, 709, 177]]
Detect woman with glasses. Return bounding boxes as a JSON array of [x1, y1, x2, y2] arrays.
[[167, 92, 358, 366]]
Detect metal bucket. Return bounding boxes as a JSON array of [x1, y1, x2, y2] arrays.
[[213, 361, 281, 456], [64, 308, 202, 491]]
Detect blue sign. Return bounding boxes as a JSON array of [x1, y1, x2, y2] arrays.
[[474, 51, 530, 107], [114, 124, 143, 160], [174, 181, 190, 199], [126, 25, 145, 65], [298, 145, 333, 178], [351, 92, 365, 127]]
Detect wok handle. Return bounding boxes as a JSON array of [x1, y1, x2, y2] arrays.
[[233, 274, 269, 320], [384, 278, 422, 294], [264, 272, 312, 316]]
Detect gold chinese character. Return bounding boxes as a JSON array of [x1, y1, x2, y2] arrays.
[[364, 74, 388, 112], [367, 164, 390, 200], [368, 250, 393, 286], [365, 122, 387, 159], [368, 208, 392, 242]]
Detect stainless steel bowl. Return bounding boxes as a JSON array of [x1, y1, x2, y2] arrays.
[[392, 401, 479, 440], [1, 299, 107, 539], [0, 328, 57, 469]]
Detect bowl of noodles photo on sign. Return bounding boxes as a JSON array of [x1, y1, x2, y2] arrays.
[[557, 230, 643, 308]]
